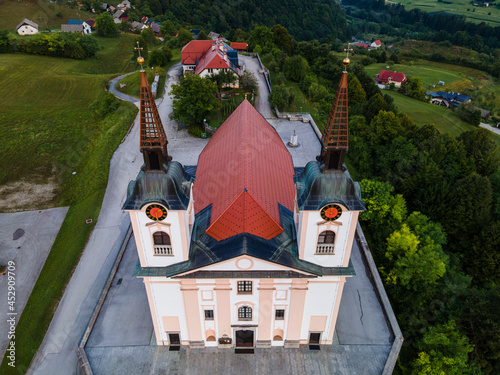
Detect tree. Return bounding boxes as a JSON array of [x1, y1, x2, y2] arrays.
[[411, 321, 476, 375], [283, 55, 308, 82], [208, 70, 237, 94], [178, 28, 193, 47], [95, 13, 118, 37], [141, 28, 157, 46], [148, 47, 172, 67], [457, 103, 482, 126], [248, 26, 275, 54], [160, 20, 177, 37], [170, 75, 217, 127], [239, 71, 258, 93], [269, 84, 293, 110], [459, 128, 500, 176], [365, 93, 388, 121], [196, 30, 209, 40], [271, 24, 295, 55], [399, 76, 425, 101], [348, 75, 366, 106], [385, 218, 448, 290]]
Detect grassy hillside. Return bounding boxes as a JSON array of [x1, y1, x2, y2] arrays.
[[0, 34, 136, 204], [364, 62, 465, 90], [385, 90, 500, 152], [395, 0, 500, 25], [0, 0, 94, 31]]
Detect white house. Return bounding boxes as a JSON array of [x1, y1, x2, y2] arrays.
[[16, 19, 38, 36], [123, 59, 365, 349], [62, 19, 92, 34]]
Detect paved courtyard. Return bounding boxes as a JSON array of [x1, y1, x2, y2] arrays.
[[0, 207, 68, 362]]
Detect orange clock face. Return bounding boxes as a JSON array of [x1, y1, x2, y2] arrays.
[[321, 204, 342, 221], [146, 204, 167, 221]]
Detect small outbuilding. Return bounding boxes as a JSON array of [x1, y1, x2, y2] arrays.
[[16, 19, 38, 36]]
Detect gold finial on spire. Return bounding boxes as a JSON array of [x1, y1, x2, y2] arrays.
[[135, 41, 144, 68], [342, 43, 353, 71]]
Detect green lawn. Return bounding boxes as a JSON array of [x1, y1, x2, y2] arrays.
[[385, 91, 473, 135], [395, 0, 500, 25], [0, 0, 94, 31], [0, 34, 136, 189], [116, 48, 181, 98], [0, 35, 138, 374], [364, 63, 465, 90]]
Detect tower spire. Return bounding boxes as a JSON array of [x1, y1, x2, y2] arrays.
[[136, 42, 171, 170], [320, 44, 352, 170]]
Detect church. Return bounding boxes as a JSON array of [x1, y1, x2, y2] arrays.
[[122, 56, 365, 350]]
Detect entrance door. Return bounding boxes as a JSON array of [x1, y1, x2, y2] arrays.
[[309, 332, 321, 351], [309, 332, 321, 344], [235, 330, 254, 347], [169, 333, 180, 345]]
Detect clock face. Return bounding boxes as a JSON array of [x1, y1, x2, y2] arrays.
[[145, 204, 167, 221], [321, 204, 342, 221]]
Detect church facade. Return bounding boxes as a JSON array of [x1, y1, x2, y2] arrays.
[[123, 56, 365, 349]]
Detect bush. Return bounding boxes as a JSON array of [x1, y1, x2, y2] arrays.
[[89, 91, 120, 118], [269, 84, 293, 110]]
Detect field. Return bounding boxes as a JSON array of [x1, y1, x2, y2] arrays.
[[0, 34, 138, 374], [364, 62, 467, 90], [0, 0, 94, 31], [395, 0, 500, 25]]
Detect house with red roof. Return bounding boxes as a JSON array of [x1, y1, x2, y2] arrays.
[[370, 40, 382, 48], [123, 61, 367, 350], [182, 39, 241, 85], [375, 70, 407, 88], [230, 42, 247, 51]]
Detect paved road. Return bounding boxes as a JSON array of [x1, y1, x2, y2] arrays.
[[108, 73, 138, 103], [480, 122, 500, 136], [239, 54, 273, 119], [0, 208, 68, 364]]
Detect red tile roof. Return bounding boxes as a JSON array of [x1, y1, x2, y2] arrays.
[[181, 40, 213, 64], [194, 100, 295, 241], [194, 49, 240, 75], [373, 40, 382, 46], [230, 42, 247, 50], [375, 70, 406, 83], [183, 57, 195, 65]]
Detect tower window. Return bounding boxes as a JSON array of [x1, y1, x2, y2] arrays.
[[205, 310, 214, 320], [316, 230, 335, 254], [153, 231, 172, 255], [238, 306, 252, 321], [237, 281, 252, 294]]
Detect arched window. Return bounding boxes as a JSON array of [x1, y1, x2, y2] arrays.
[[153, 231, 172, 255], [316, 230, 335, 254], [153, 231, 171, 245], [238, 306, 252, 321]]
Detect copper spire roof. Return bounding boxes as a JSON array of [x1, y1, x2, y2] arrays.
[[321, 71, 349, 151], [193, 100, 296, 241], [139, 71, 168, 155]]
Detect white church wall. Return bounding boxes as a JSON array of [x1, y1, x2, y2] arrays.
[[300, 208, 354, 267], [150, 280, 190, 343], [300, 279, 339, 343]]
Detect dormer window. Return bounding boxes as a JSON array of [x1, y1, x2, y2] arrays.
[[316, 230, 335, 254], [153, 231, 172, 255]]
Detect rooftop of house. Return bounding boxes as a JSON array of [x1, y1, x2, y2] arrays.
[[67, 19, 84, 25], [230, 42, 247, 50], [16, 18, 38, 30], [376, 70, 406, 83], [372, 40, 382, 46]]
